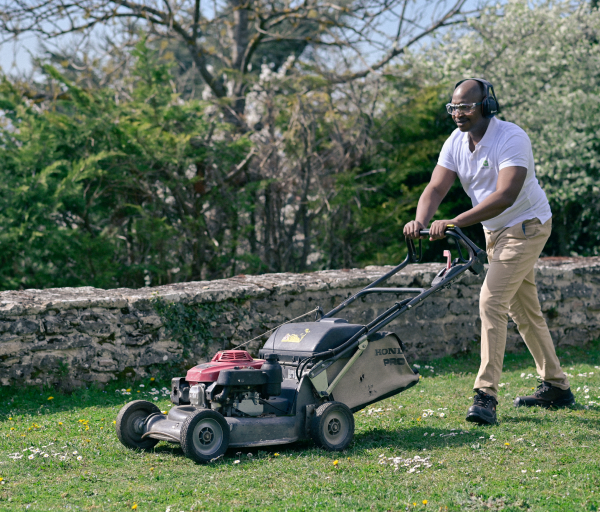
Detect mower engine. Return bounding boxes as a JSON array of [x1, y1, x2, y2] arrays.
[[170, 350, 283, 417]]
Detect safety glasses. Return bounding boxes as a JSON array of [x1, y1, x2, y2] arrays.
[[445, 102, 482, 115]]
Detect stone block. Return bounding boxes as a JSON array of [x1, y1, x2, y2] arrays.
[[414, 300, 450, 320], [9, 319, 40, 335], [44, 316, 74, 334], [137, 315, 163, 334], [0, 321, 14, 333], [0, 341, 24, 357], [122, 334, 154, 346], [31, 352, 69, 371], [560, 282, 593, 300], [120, 314, 139, 325]]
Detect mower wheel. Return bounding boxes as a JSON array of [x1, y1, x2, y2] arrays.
[[311, 401, 354, 451], [116, 400, 161, 451], [180, 409, 230, 463]]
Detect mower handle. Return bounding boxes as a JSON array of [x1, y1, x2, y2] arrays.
[[300, 226, 486, 379], [408, 227, 483, 262], [323, 226, 483, 320]]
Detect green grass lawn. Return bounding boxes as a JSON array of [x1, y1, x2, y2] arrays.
[[1, 343, 599, 511]]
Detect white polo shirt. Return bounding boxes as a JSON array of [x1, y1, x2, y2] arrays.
[[437, 116, 552, 231]]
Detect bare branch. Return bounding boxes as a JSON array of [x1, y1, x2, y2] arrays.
[[326, 0, 467, 83]]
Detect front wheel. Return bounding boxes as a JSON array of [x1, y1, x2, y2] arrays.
[[180, 409, 230, 463], [116, 400, 161, 450], [310, 401, 354, 451]]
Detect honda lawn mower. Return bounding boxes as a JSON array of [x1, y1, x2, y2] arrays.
[[116, 227, 486, 463]]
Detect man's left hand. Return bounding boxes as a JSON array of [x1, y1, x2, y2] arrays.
[[429, 219, 457, 240]]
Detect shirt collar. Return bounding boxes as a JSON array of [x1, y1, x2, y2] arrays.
[[461, 116, 498, 148]]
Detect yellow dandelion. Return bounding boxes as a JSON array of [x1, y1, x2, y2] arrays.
[[58, 422, 63, 426], [423, 500, 428, 505], [126, 388, 131, 392], [137, 390, 140, 393], [132, 504, 138, 510], [48, 396, 54, 400], [8, 417, 12, 420], [413, 503, 417, 507], [333, 460, 339, 466], [274, 453, 280, 457], [150, 467, 154, 471], [10, 427, 14, 431], [0, 477, 3, 482], [505, 443, 510, 446], [113, 421, 116, 424], [417, 417, 422, 421], [150, 377, 155, 381]]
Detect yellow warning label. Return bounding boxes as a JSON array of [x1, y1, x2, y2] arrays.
[[281, 328, 310, 343]]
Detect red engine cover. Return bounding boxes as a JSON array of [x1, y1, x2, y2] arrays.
[[185, 350, 265, 384]]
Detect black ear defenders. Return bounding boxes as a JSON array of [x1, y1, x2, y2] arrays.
[[454, 78, 500, 119]]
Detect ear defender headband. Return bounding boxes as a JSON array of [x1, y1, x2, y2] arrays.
[[454, 78, 500, 119]]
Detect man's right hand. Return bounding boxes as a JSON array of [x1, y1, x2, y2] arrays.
[[403, 220, 426, 239]]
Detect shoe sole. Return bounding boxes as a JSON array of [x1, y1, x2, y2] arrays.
[[514, 396, 575, 408], [465, 412, 497, 425]]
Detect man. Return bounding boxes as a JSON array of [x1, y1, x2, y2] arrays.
[[403, 78, 575, 425]]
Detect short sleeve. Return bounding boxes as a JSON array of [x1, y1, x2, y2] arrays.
[[437, 135, 457, 172], [498, 132, 531, 170]]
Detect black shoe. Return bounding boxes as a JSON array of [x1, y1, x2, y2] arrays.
[[466, 390, 498, 425], [514, 381, 575, 408]]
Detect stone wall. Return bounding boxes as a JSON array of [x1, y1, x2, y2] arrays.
[[1, 257, 599, 389]]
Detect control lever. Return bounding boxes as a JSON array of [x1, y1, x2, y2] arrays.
[[443, 250, 451, 270], [432, 249, 464, 287]]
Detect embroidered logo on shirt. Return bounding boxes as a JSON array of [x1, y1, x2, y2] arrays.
[[483, 159, 490, 167]]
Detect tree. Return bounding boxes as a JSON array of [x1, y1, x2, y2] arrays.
[[0, 0, 470, 127], [414, 0, 600, 256], [0, 43, 252, 289]]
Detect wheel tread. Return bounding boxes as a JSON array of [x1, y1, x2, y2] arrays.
[[310, 401, 354, 452], [115, 400, 161, 451], [180, 409, 230, 463]]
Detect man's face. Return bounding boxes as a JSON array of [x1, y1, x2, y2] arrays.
[[450, 86, 485, 132]]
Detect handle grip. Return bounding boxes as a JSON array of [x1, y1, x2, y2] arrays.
[[417, 229, 454, 237]]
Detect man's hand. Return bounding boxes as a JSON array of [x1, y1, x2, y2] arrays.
[[429, 219, 457, 240], [403, 220, 426, 239]]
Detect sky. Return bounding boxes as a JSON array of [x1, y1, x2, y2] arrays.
[[0, 0, 484, 77]]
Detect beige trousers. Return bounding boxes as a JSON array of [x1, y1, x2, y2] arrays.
[[474, 217, 570, 399]]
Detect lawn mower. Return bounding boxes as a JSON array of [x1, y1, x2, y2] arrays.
[[116, 227, 486, 463]]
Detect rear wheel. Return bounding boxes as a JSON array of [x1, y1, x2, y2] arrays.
[[116, 400, 161, 450], [180, 410, 230, 463], [311, 401, 354, 451]]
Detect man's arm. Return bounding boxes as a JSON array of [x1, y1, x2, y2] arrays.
[[403, 165, 456, 239], [428, 166, 528, 239]]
